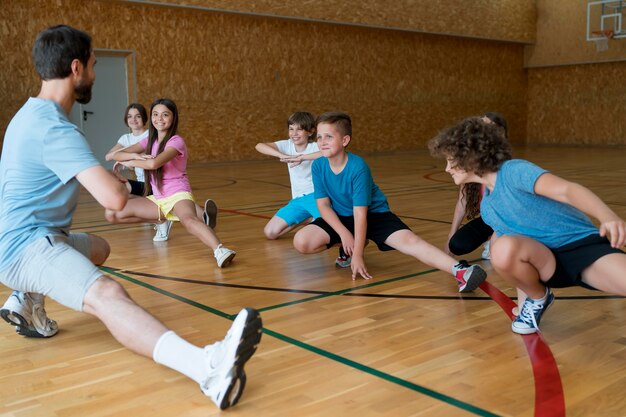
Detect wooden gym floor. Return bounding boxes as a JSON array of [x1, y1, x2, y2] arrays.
[[0, 147, 624, 417]]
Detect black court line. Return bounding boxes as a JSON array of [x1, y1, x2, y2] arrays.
[[105, 267, 624, 305], [100, 266, 500, 417]]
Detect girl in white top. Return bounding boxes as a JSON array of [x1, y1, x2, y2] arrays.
[[255, 112, 321, 239], [105, 103, 148, 196]]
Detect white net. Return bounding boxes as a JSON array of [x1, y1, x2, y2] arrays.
[[596, 36, 609, 51]]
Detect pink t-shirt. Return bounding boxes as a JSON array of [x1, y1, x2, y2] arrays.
[[139, 135, 192, 199]]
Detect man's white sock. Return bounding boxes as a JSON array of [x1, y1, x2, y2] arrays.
[[153, 330, 206, 385]]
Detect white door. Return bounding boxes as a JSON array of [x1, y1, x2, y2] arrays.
[[68, 54, 129, 168]]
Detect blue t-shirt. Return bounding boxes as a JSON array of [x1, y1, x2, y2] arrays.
[[312, 152, 389, 216], [0, 98, 100, 270], [481, 159, 598, 248]]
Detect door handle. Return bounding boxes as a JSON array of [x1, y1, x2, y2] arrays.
[[83, 110, 94, 121]]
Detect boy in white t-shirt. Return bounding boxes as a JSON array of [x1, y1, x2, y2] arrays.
[[255, 112, 321, 239]]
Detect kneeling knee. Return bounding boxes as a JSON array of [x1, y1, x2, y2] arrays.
[[293, 234, 311, 253], [90, 235, 111, 265], [264, 226, 280, 240]]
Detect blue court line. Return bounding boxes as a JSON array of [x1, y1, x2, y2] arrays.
[[99, 266, 500, 417]]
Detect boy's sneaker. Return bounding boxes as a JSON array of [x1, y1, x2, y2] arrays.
[[335, 246, 351, 268], [481, 240, 491, 260], [0, 291, 58, 338], [214, 244, 236, 268], [204, 199, 218, 229], [452, 260, 487, 293], [512, 289, 555, 334], [201, 308, 263, 410], [153, 220, 172, 242]]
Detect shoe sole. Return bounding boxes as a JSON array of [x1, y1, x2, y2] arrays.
[[217, 252, 236, 268], [204, 200, 218, 230], [0, 309, 52, 338], [459, 267, 487, 293], [217, 308, 263, 410], [511, 295, 555, 335]]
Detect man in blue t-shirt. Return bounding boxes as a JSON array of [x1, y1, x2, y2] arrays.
[[293, 112, 487, 292], [0, 25, 261, 410]]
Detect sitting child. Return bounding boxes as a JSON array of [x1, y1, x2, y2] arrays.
[[255, 112, 321, 239], [293, 112, 487, 293]]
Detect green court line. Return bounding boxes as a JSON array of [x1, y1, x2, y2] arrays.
[[99, 265, 500, 417], [100, 267, 231, 319], [264, 327, 500, 417], [257, 268, 439, 312]]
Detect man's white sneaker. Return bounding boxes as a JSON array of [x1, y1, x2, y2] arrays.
[[214, 244, 236, 268], [153, 220, 172, 242], [204, 199, 218, 229], [201, 308, 263, 410], [0, 291, 58, 338]]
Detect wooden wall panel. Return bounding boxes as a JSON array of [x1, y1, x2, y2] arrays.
[[0, 0, 527, 162], [527, 62, 626, 146], [525, 0, 626, 68], [132, 0, 536, 43]]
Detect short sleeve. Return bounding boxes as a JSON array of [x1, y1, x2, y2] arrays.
[[43, 123, 100, 184], [504, 160, 548, 195], [351, 162, 373, 207], [274, 139, 290, 154], [312, 159, 328, 199], [165, 135, 186, 157]]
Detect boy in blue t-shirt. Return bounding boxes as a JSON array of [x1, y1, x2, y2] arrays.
[[293, 112, 487, 293], [429, 116, 626, 334]]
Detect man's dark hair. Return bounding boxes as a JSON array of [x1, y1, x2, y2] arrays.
[[32, 25, 92, 80]]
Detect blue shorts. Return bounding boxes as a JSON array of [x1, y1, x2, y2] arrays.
[[275, 193, 320, 226]]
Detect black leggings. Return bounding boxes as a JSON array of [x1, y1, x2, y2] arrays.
[[449, 217, 493, 256]]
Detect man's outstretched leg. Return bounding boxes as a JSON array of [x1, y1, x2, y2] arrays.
[[83, 276, 262, 409]]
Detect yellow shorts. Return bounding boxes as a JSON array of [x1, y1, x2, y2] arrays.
[[147, 191, 196, 221]]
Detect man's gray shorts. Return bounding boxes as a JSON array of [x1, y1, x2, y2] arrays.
[[0, 233, 103, 311]]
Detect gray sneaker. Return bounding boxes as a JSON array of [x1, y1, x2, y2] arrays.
[[204, 199, 218, 229], [0, 291, 58, 338], [201, 308, 263, 409]]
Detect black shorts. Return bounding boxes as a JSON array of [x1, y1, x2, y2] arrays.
[[310, 211, 410, 251], [547, 234, 624, 290], [128, 179, 145, 196]]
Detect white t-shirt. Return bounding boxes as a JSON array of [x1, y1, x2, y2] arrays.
[[274, 139, 319, 199], [117, 130, 148, 182]]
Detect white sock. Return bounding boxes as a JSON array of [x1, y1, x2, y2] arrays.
[[153, 331, 207, 385]]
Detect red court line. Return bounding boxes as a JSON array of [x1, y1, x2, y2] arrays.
[[221, 205, 566, 416], [479, 281, 565, 417]]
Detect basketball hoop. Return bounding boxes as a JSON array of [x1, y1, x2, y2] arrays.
[[591, 29, 614, 51]]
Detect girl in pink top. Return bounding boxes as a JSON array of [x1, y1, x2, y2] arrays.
[[105, 98, 236, 267]]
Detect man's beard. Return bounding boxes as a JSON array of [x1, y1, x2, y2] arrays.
[[75, 80, 93, 104]]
